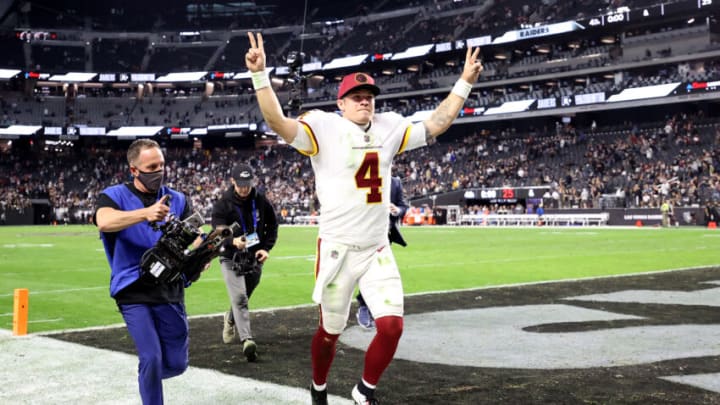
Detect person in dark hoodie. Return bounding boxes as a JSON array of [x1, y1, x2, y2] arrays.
[[211, 163, 278, 362]]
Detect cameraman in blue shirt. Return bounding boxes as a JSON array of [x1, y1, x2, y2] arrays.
[[95, 139, 194, 405]]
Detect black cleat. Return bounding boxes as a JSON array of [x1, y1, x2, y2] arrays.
[[352, 384, 379, 404], [311, 385, 328, 405]]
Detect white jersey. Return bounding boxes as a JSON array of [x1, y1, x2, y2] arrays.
[[291, 110, 426, 247]]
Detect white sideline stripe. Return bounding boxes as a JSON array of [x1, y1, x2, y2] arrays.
[[1, 243, 54, 248], [273, 254, 316, 260], [0, 329, 354, 405], [28, 318, 63, 324], [407, 247, 712, 268], [0, 286, 106, 297], [5, 267, 717, 402], [40, 302, 321, 336], [4, 262, 717, 303], [0, 273, 315, 297], [34, 265, 718, 336], [2, 267, 109, 276], [402, 265, 720, 297]]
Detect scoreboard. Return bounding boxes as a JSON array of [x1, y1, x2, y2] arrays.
[[579, 0, 715, 28], [465, 187, 549, 204]]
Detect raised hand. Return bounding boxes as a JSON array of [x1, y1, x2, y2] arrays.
[[461, 47, 484, 84], [145, 195, 170, 222], [246, 32, 266, 72]]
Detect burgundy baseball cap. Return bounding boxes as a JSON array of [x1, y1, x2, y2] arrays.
[[337, 72, 380, 99]]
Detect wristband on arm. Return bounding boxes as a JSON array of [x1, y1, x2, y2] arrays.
[[451, 79, 472, 100], [251, 71, 270, 90]]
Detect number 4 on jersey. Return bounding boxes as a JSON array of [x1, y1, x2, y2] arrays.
[[355, 152, 382, 203]]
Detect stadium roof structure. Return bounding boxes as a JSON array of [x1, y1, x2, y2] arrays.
[[0, 0, 718, 140]]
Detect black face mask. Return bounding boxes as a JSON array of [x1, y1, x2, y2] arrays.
[[136, 169, 164, 193]]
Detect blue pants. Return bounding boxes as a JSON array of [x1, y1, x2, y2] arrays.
[[119, 303, 189, 405]]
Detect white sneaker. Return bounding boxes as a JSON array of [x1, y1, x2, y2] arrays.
[[222, 311, 238, 344], [351, 384, 378, 405]]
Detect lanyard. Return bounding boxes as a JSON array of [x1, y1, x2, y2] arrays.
[[234, 200, 257, 234]]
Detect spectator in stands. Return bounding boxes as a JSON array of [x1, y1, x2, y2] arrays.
[[211, 163, 278, 362], [536, 202, 545, 226], [94, 139, 201, 405], [661, 199, 673, 227], [705, 201, 719, 225], [243, 31, 483, 405]]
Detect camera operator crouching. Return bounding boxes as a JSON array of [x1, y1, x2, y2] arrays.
[[211, 163, 278, 362]]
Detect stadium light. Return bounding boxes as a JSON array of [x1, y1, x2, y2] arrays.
[[0, 125, 42, 135], [391, 44, 433, 60], [107, 126, 164, 136], [322, 54, 369, 70], [0, 69, 21, 80], [48, 72, 97, 82], [484, 99, 535, 115], [155, 72, 207, 82], [606, 83, 681, 102]]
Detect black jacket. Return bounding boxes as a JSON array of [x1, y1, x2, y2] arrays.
[[389, 176, 408, 247], [211, 187, 278, 259]]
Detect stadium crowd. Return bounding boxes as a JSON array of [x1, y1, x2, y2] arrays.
[[2, 0, 720, 225], [2, 111, 719, 225]]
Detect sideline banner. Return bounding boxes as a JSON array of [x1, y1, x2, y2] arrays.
[[546, 208, 705, 226]]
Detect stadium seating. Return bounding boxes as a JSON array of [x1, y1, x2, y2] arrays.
[[1, 0, 719, 226]]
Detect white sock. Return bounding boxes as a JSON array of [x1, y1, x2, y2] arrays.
[[361, 378, 376, 390], [362, 378, 377, 390]]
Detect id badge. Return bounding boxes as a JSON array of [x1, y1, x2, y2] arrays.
[[245, 232, 260, 248]]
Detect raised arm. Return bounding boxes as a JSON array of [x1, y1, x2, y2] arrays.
[[423, 47, 483, 140], [246, 32, 299, 143]]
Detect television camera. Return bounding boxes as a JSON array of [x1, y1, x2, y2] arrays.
[[140, 211, 240, 284], [285, 50, 306, 113], [231, 246, 262, 276]]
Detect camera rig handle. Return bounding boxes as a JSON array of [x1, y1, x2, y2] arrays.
[[181, 222, 241, 282]]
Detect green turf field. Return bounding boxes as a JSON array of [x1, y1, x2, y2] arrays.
[[0, 225, 718, 333]]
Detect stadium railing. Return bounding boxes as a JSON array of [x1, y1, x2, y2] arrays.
[[284, 215, 318, 225], [459, 213, 609, 226]]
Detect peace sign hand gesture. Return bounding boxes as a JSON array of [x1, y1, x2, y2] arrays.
[[246, 32, 266, 73], [460, 47, 483, 84]]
